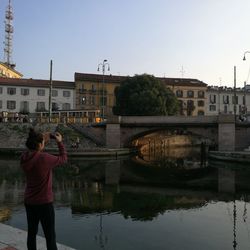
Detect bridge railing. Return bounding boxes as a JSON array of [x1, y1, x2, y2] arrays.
[[116, 115, 219, 124]]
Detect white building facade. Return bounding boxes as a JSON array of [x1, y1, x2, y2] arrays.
[[0, 78, 75, 114], [206, 86, 250, 116]]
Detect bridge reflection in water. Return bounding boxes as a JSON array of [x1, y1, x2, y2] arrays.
[[0, 155, 250, 249], [133, 132, 209, 169]]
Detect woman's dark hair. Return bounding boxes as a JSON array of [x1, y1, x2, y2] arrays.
[[25, 128, 44, 150]]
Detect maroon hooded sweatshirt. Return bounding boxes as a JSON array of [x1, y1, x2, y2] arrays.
[[20, 142, 67, 205]]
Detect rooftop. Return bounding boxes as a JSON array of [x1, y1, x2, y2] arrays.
[[0, 62, 23, 77], [0, 77, 75, 89], [75, 72, 207, 87]]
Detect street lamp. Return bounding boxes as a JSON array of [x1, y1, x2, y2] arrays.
[[243, 51, 250, 61], [97, 59, 110, 120], [242, 51, 250, 120], [48, 60, 53, 123]]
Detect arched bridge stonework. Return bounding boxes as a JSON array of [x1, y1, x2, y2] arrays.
[[119, 126, 218, 147], [105, 115, 250, 151]]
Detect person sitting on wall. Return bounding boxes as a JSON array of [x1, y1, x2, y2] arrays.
[[71, 142, 77, 149], [14, 112, 19, 122]]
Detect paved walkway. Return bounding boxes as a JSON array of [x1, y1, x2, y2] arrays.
[[0, 223, 75, 250]]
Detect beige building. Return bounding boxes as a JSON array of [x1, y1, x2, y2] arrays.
[[75, 73, 121, 118], [161, 78, 207, 116], [75, 73, 207, 118], [0, 62, 22, 78]]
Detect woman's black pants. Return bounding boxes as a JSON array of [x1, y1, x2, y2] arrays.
[[25, 203, 58, 250]]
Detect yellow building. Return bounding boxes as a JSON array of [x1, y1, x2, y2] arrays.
[[75, 73, 121, 119], [75, 73, 207, 118], [160, 77, 207, 116], [0, 62, 23, 78]]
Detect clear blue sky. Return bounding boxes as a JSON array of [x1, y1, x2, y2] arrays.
[[1, 0, 250, 87]]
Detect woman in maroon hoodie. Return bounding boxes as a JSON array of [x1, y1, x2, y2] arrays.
[[21, 128, 67, 250]]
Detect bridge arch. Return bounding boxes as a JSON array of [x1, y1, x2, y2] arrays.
[[120, 126, 218, 148], [106, 115, 237, 151]]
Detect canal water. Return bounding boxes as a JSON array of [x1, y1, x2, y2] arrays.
[[1, 147, 250, 250]]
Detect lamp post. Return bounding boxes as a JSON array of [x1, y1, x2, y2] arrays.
[[48, 60, 53, 123], [243, 51, 250, 61], [233, 66, 237, 122], [242, 51, 250, 119], [97, 59, 110, 120]]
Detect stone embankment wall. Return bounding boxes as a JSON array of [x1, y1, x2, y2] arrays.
[[0, 123, 101, 150]]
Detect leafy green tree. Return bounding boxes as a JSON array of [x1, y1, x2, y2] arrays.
[[113, 74, 179, 115]]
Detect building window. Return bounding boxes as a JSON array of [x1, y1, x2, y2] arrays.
[[239, 105, 242, 113], [52, 90, 58, 97], [79, 89, 85, 94], [7, 100, 16, 110], [36, 102, 46, 111], [7, 88, 16, 95], [91, 84, 96, 92], [52, 102, 59, 111], [232, 96, 238, 105], [62, 103, 71, 110], [198, 100, 204, 107], [0, 100, 2, 108], [187, 100, 194, 116], [90, 96, 95, 105], [198, 110, 204, 116], [100, 96, 107, 106], [88, 96, 93, 105], [223, 95, 229, 104], [224, 105, 228, 113], [37, 89, 45, 96], [178, 100, 185, 115], [209, 105, 216, 111], [176, 90, 183, 97], [21, 88, 29, 96], [0, 87, 3, 94], [20, 101, 29, 113], [210, 95, 216, 104], [63, 91, 70, 97], [78, 84, 85, 94], [187, 90, 194, 98], [198, 91, 205, 98]]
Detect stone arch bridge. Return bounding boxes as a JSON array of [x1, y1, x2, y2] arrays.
[[103, 115, 250, 151]]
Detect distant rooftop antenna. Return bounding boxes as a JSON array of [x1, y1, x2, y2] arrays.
[[4, 0, 15, 68], [180, 66, 185, 78]]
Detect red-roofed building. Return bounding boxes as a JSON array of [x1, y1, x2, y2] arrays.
[[0, 77, 75, 114], [74, 72, 207, 117], [0, 72, 208, 120]]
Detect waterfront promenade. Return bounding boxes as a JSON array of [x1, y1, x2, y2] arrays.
[[0, 223, 75, 250]]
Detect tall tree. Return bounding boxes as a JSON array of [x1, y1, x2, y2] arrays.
[[113, 74, 179, 115]]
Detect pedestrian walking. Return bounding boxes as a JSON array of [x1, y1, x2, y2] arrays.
[[20, 128, 67, 250]]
